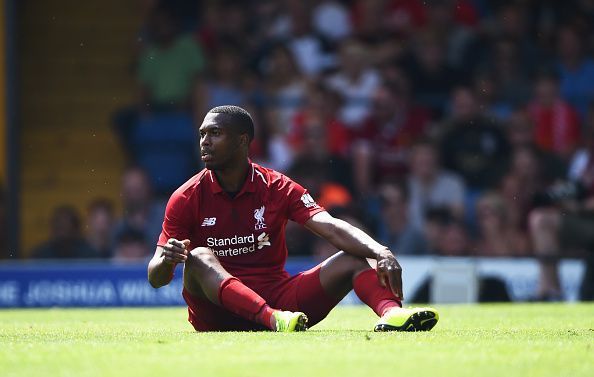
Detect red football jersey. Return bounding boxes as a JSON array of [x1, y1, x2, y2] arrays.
[[158, 162, 325, 284]]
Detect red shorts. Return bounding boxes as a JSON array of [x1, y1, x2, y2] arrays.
[[182, 264, 341, 331]]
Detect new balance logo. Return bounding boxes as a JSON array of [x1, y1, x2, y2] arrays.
[[201, 217, 217, 226], [300, 193, 317, 208]]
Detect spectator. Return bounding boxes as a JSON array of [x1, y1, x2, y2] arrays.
[[439, 86, 510, 191], [403, 29, 464, 118], [407, 139, 466, 230], [113, 167, 166, 247], [473, 71, 513, 121], [195, 47, 247, 119], [528, 72, 581, 160], [287, 84, 351, 174], [529, 118, 594, 300], [326, 39, 382, 129], [474, 192, 530, 257], [85, 199, 116, 258], [351, 0, 425, 38], [262, 45, 308, 171], [556, 25, 594, 121], [481, 37, 533, 108], [375, 182, 429, 255], [31, 206, 98, 259], [312, 0, 352, 42], [137, 5, 205, 109], [351, 80, 430, 194], [423, 0, 479, 70], [112, 4, 205, 160], [112, 228, 151, 262], [273, 0, 329, 77], [498, 143, 547, 237]]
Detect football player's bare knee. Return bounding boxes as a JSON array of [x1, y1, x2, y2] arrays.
[[186, 247, 219, 271], [184, 247, 229, 301]]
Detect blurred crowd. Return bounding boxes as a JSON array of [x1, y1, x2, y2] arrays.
[[21, 0, 594, 299]]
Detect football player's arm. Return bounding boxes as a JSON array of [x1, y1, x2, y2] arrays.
[[304, 211, 403, 299], [148, 190, 193, 288], [148, 239, 190, 288]]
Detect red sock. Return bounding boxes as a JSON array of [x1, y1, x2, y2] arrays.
[[218, 277, 276, 329], [353, 269, 401, 317]]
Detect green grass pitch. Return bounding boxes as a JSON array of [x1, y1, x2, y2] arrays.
[[1, 304, 593, 377]]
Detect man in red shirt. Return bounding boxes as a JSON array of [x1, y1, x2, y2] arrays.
[[148, 106, 439, 332]]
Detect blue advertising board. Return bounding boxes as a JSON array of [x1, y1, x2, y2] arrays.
[[0, 257, 585, 307], [0, 259, 317, 308]]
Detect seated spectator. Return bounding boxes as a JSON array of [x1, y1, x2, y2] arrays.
[[264, 45, 307, 134], [195, 46, 247, 119], [85, 199, 115, 258], [351, 80, 430, 194], [262, 45, 308, 171], [326, 39, 381, 129], [403, 29, 464, 119], [528, 120, 594, 300], [423, 0, 479, 71], [375, 182, 429, 255], [407, 139, 466, 230], [31, 206, 98, 259], [137, 5, 205, 110], [528, 72, 581, 160], [312, 0, 352, 43], [556, 25, 594, 121], [473, 71, 513, 121], [422, 206, 473, 257], [286, 3, 330, 77], [113, 4, 206, 160], [439, 86, 510, 192], [486, 37, 533, 108], [474, 192, 530, 257], [350, 0, 425, 38], [113, 167, 166, 247], [112, 228, 151, 262], [287, 84, 350, 172]]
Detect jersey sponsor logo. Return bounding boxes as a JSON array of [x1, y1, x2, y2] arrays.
[[207, 232, 271, 257], [300, 193, 318, 208], [257, 232, 271, 249], [254, 206, 266, 230], [201, 217, 217, 226]]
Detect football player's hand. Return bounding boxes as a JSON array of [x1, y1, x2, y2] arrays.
[[161, 238, 190, 265], [376, 250, 403, 300]]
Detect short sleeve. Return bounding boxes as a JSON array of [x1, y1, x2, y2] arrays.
[[157, 189, 194, 246], [284, 178, 326, 225]]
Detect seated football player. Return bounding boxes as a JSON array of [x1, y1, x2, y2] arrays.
[[148, 106, 439, 332]]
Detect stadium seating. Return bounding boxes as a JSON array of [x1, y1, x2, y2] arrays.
[[131, 112, 198, 194]]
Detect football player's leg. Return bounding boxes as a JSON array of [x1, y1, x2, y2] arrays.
[[289, 251, 398, 326], [316, 251, 438, 331], [183, 247, 277, 329], [183, 247, 306, 331], [318, 251, 401, 315]]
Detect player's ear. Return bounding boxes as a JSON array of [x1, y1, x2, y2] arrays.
[[239, 133, 250, 147]]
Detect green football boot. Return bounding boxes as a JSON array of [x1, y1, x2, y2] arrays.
[[273, 311, 308, 332], [374, 307, 439, 332]]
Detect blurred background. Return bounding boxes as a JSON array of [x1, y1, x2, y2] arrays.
[[1, 0, 593, 306]]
